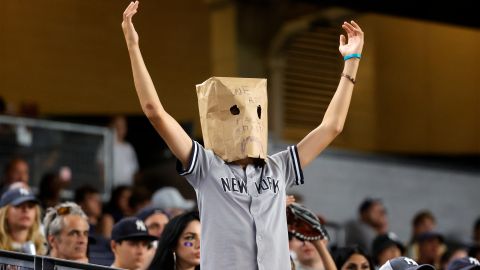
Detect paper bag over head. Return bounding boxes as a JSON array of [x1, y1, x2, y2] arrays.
[[196, 77, 268, 162]]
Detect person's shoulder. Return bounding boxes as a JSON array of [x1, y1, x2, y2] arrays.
[[345, 219, 364, 231]]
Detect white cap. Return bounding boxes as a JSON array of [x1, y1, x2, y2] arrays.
[[151, 187, 195, 210]]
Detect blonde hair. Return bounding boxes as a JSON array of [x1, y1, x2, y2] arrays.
[[0, 205, 46, 255]]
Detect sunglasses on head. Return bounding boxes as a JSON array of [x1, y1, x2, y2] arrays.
[[46, 206, 72, 235]]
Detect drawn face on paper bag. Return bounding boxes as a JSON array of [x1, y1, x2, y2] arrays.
[[196, 77, 268, 162]]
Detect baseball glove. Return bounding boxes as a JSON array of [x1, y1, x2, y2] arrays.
[[287, 202, 329, 241]]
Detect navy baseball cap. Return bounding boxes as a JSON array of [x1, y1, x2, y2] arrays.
[[416, 231, 444, 243], [379, 257, 435, 270], [136, 206, 168, 221], [111, 217, 158, 242], [0, 188, 39, 208], [447, 257, 480, 270]]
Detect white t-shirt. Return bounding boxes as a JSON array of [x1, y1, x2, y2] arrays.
[[97, 140, 139, 187]]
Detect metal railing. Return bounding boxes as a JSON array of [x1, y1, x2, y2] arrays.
[[0, 250, 116, 270], [0, 115, 113, 200]]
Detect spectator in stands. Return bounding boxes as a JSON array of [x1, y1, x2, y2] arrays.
[[408, 211, 437, 259], [43, 202, 89, 263], [97, 115, 139, 187], [103, 185, 132, 238], [137, 206, 170, 238], [38, 171, 69, 211], [129, 186, 152, 215], [447, 257, 480, 270], [289, 234, 329, 270], [149, 211, 200, 270], [151, 187, 195, 218], [345, 198, 388, 253], [75, 185, 115, 266], [105, 185, 133, 221], [0, 158, 30, 197], [378, 257, 436, 270], [372, 233, 406, 267], [111, 217, 157, 270], [136, 207, 170, 270], [0, 188, 45, 255], [333, 246, 374, 270], [416, 231, 446, 268], [441, 247, 468, 270], [74, 185, 105, 235]]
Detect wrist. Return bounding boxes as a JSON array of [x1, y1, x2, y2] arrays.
[[342, 59, 359, 76], [127, 43, 140, 51], [343, 53, 361, 61]]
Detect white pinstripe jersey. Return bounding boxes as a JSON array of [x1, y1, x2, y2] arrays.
[[177, 141, 304, 270]]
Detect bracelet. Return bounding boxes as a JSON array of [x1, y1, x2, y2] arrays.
[[343, 53, 361, 61], [341, 73, 355, 84]]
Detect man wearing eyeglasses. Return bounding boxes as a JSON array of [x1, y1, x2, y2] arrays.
[[110, 217, 158, 270], [43, 202, 90, 263]]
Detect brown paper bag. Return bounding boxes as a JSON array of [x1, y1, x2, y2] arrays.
[[196, 77, 268, 162]]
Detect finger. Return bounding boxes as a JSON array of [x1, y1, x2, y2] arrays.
[[126, 11, 137, 23], [125, 2, 139, 22], [343, 22, 356, 34], [342, 22, 353, 35], [126, 1, 139, 15], [350, 20, 363, 32], [339, 34, 346, 46], [123, 2, 134, 20], [131, 1, 139, 18], [342, 24, 353, 38]]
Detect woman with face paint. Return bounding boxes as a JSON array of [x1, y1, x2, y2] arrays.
[[148, 211, 201, 270], [122, 2, 364, 269]]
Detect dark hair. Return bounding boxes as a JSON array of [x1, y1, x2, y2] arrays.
[[38, 172, 58, 201], [469, 244, 480, 258], [74, 185, 99, 204], [333, 246, 374, 270], [440, 245, 468, 268], [108, 185, 131, 207], [359, 198, 383, 215], [413, 210, 436, 227], [128, 186, 152, 210], [149, 211, 200, 270], [474, 217, 480, 231]]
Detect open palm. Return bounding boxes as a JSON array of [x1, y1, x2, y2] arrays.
[[339, 21, 364, 57], [122, 1, 140, 46]]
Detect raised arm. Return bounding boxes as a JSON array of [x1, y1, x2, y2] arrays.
[[297, 21, 364, 168], [312, 239, 337, 270], [122, 1, 192, 167]]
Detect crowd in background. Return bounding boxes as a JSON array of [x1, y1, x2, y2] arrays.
[[0, 97, 479, 270], [1, 150, 479, 270]]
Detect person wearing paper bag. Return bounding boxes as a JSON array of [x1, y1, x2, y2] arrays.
[[121, 2, 364, 269]]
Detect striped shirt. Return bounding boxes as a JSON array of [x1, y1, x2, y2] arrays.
[[177, 141, 304, 270]]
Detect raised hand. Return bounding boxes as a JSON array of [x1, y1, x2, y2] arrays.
[[339, 20, 364, 57], [122, 1, 140, 47]]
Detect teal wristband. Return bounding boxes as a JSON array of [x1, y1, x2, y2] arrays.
[[344, 53, 361, 61]]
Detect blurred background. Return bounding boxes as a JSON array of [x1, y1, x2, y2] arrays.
[[0, 0, 478, 251]]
